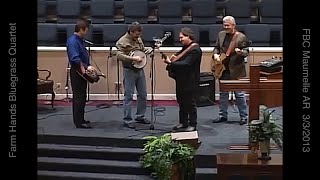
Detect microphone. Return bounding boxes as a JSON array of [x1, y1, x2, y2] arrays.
[[84, 39, 94, 45], [99, 73, 106, 78]]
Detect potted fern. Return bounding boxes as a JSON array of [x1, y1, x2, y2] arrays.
[[248, 105, 283, 160], [140, 133, 196, 180]]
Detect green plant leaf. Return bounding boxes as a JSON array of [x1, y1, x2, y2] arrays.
[[248, 106, 283, 151], [140, 133, 196, 180]]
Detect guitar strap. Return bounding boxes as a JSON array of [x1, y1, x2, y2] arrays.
[[172, 43, 198, 61], [225, 31, 239, 56]]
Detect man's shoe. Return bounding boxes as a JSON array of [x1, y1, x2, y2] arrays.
[[76, 123, 92, 129], [212, 117, 227, 123], [172, 123, 188, 130], [135, 117, 151, 124], [82, 120, 91, 124], [239, 118, 247, 125], [124, 122, 135, 129], [184, 126, 196, 132]]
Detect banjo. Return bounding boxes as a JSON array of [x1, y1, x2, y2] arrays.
[[129, 49, 152, 69], [130, 32, 171, 69]]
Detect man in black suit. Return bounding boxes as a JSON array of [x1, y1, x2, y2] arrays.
[[163, 27, 202, 132]]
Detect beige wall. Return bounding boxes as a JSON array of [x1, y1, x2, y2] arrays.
[[38, 49, 282, 95]]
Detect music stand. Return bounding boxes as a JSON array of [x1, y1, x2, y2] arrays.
[[135, 44, 170, 133]]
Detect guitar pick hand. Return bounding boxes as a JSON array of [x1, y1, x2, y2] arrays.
[[235, 48, 242, 55], [213, 54, 220, 61], [170, 55, 178, 62], [133, 56, 143, 62]]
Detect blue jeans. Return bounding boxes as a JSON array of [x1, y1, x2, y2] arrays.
[[219, 91, 248, 119], [122, 68, 147, 122]]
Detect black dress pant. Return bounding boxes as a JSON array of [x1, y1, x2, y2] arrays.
[[70, 66, 87, 126], [176, 87, 197, 127]]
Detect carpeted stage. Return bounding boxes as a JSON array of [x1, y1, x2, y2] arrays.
[[37, 100, 283, 180]]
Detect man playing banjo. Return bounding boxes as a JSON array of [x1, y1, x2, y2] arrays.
[[115, 21, 153, 129]]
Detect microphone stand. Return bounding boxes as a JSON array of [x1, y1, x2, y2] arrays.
[[63, 62, 72, 102], [113, 49, 123, 106], [86, 44, 92, 103], [107, 46, 111, 98], [95, 46, 112, 109], [135, 44, 169, 133]]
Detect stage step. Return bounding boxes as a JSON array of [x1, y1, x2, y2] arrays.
[[38, 134, 220, 180], [38, 143, 217, 167], [38, 144, 143, 161], [38, 157, 217, 179], [38, 157, 150, 175], [38, 171, 217, 180], [38, 134, 145, 148], [196, 168, 217, 179], [37, 170, 153, 180]]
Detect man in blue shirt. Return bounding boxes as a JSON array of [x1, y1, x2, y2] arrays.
[[66, 19, 91, 128]]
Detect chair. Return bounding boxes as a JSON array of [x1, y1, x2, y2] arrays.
[[191, 0, 217, 24], [260, 0, 283, 24], [37, 67, 55, 109], [123, 0, 148, 24], [244, 24, 271, 47], [208, 24, 223, 45], [56, 23, 93, 46], [38, 0, 46, 22], [141, 24, 165, 47], [269, 24, 283, 46], [102, 24, 128, 47], [225, 0, 252, 24], [90, 0, 115, 24], [56, 0, 81, 23], [38, 23, 57, 46], [158, 0, 182, 24]]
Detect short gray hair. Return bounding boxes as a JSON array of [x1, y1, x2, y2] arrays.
[[223, 16, 236, 25]]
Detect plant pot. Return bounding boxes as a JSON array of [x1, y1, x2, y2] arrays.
[[249, 142, 259, 154], [258, 140, 271, 160], [170, 164, 181, 180], [171, 161, 195, 180]]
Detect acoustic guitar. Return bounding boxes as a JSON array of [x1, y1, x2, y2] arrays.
[[211, 53, 227, 79], [76, 65, 106, 83]]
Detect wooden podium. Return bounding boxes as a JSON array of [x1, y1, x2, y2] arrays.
[[260, 71, 282, 79], [216, 153, 283, 180], [219, 64, 283, 150]]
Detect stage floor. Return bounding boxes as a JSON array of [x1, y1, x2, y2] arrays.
[[37, 100, 283, 155]]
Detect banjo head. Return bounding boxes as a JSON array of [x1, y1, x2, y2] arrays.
[[131, 50, 148, 69]]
